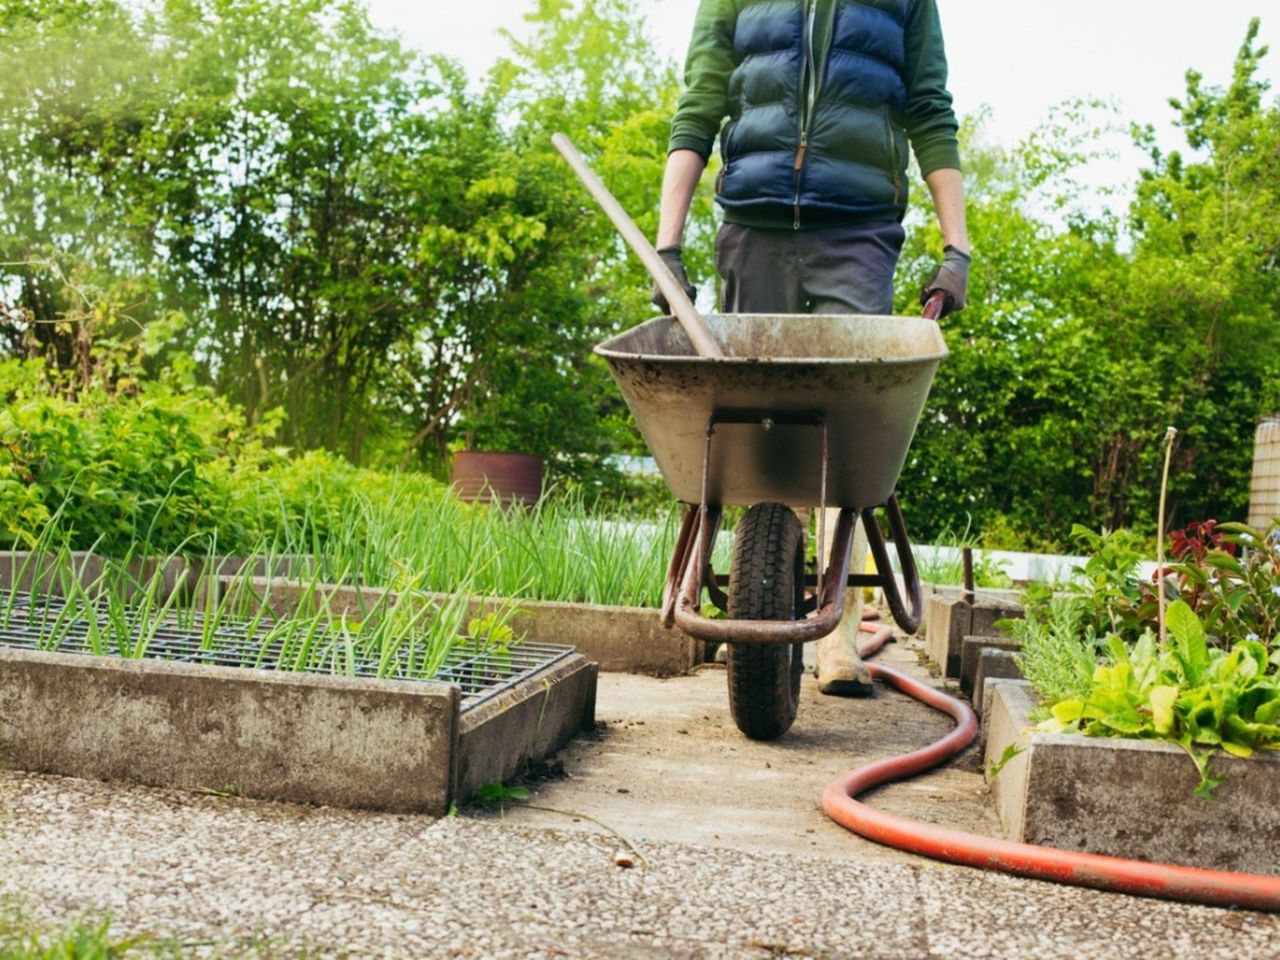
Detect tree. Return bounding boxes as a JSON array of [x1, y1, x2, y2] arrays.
[[896, 22, 1280, 545]]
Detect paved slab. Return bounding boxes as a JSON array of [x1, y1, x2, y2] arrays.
[[4, 771, 1277, 958], [500, 634, 995, 863], [4, 632, 1279, 957]]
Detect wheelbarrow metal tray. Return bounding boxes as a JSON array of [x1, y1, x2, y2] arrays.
[[595, 314, 947, 508]]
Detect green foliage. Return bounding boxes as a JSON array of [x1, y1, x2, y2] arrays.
[[3, 534, 499, 683], [987, 742, 1024, 779], [913, 516, 1011, 588], [0, 907, 143, 959], [1009, 594, 1101, 706], [473, 781, 531, 807], [0, 355, 433, 554], [0, 0, 686, 483], [1016, 520, 1280, 795], [1039, 603, 1280, 797], [304, 481, 726, 608], [1057, 524, 1154, 641], [899, 23, 1280, 543]]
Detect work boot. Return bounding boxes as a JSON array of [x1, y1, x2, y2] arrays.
[[816, 618, 874, 697], [815, 509, 874, 698]]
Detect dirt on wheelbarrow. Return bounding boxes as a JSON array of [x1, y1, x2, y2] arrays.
[[486, 624, 1001, 863]]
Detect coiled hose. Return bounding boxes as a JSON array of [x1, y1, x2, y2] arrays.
[[825, 620, 1280, 912]]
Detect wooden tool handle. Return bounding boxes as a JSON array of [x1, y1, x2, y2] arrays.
[[552, 132, 724, 359]]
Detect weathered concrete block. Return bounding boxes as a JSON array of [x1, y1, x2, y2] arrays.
[[0, 647, 459, 814], [984, 680, 1280, 874], [456, 655, 596, 800], [981, 680, 1037, 828], [973, 649, 1023, 713], [959, 634, 1022, 696], [970, 600, 1024, 638], [923, 594, 972, 677], [0, 644, 597, 814], [224, 577, 701, 677]]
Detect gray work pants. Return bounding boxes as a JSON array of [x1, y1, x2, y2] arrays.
[[715, 221, 905, 315]]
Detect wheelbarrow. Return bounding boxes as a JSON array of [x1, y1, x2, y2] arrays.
[[554, 135, 947, 740]]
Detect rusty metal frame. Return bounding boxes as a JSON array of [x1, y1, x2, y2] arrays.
[[860, 495, 924, 635], [660, 409, 925, 643]]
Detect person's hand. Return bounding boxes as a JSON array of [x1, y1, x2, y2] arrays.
[[920, 245, 971, 316], [652, 244, 697, 314]]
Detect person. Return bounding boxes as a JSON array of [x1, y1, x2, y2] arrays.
[[653, 0, 970, 697]]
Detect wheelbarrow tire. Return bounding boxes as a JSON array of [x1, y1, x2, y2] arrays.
[[726, 502, 806, 741]]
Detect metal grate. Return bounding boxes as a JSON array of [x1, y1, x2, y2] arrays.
[[0, 592, 575, 711]]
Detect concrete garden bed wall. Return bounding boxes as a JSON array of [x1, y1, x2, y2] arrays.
[[0, 644, 595, 815], [215, 576, 702, 677], [922, 592, 1024, 678], [0, 552, 304, 603], [982, 679, 1280, 875], [959, 635, 1022, 697]]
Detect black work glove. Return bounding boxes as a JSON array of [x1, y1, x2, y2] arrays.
[[652, 244, 697, 314], [920, 245, 971, 317]]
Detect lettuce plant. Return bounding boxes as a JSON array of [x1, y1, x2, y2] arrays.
[[1035, 601, 1280, 797]]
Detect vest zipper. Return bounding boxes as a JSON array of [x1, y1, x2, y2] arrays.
[[793, 0, 817, 229]]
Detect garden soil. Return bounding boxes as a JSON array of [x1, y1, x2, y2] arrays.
[[2, 629, 1278, 958]]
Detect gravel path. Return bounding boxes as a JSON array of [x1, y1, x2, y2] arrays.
[[4, 771, 1278, 959]]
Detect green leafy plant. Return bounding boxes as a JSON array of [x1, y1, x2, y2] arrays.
[[0, 907, 145, 959], [1008, 595, 1101, 707], [1036, 601, 1280, 797], [987, 742, 1024, 779], [473, 781, 531, 808], [912, 516, 1012, 589]]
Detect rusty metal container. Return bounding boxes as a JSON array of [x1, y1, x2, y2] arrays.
[[1249, 416, 1280, 529], [595, 313, 946, 509], [451, 451, 543, 505]]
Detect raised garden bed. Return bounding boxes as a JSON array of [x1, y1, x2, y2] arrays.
[[0, 592, 595, 814], [982, 679, 1280, 875], [2, 553, 703, 677], [211, 575, 703, 677]]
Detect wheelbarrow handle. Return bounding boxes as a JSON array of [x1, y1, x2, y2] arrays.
[[922, 290, 947, 322], [551, 133, 725, 359]]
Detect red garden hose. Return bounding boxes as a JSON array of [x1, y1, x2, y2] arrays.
[[826, 620, 1280, 912]]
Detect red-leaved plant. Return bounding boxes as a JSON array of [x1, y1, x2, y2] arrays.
[[1166, 520, 1280, 651]]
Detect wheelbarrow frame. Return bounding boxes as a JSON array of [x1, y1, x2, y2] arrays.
[[658, 407, 925, 645]]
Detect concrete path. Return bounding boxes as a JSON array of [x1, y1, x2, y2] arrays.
[[497, 633, 999, 864], [4, 632, 1279, 957]]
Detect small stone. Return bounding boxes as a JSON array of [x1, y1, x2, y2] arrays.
[[613, 851, 635, 869]]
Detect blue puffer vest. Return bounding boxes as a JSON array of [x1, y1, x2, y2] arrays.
[[717, 0, 911, 228]]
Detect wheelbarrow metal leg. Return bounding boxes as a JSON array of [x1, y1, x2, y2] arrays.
[[661, 505, 699, 629], [860, 494, 924, 635]]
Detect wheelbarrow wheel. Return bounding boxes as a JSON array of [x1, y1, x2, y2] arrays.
[[726, 502, 806, 740]]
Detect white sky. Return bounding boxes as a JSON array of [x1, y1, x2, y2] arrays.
[[369, 1, 1278, 190]]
